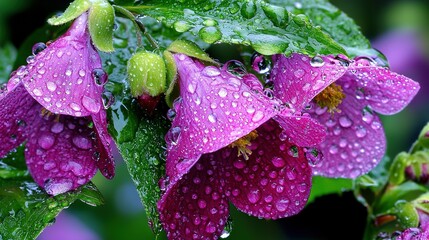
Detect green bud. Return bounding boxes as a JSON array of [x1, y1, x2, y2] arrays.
[[391, 201, 419, 229], [127, 51, 167, 97], [167, 39, 217, 64], [47, 0, 91, 25], [389, 152, 410, 185], [88, 1, 115, 52]]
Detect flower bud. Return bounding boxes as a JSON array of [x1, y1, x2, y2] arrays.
[[127, 51, 167, 98]]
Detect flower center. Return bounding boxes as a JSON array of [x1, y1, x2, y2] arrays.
[[229, 130, 258, 160], [313, 83, 345, 112]]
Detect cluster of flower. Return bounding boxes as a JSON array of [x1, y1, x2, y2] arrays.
[[0, 12, 420, 239]]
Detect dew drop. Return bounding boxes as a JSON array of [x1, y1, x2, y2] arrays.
[[310, 56, 325, 67], [32, 42, 47, 55], [251, 111, 264, 122], [355, 126, 367, 138], [173, 20, 193, 32], [251, 53, 271, 74], [166, 127, 181, 146], [288, 146, 299, 158], [224, 60, 247, 77], [218, 88, 228, 98], [305, 148, 323, 166], [32, 88, 43, 97], [46, 81, 57, 92], [247, 189, 261, 203], [50, 122, 64, 133], [275, 199, 289, 212], [44, 179, 73, 196], [202, 66, 221, 77], [262, 4, 289, 28], [38, 134, 55, 150], [92, 68, 108, 85], [339, 116, 352, 128], [82, 96, 101, 113], [199, 26, 222, 44], [271, 157, 286, 168], [72, 135, 92, 150]]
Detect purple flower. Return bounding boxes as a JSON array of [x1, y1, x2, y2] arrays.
[[0, 12, 115, 195], [271, 54, 420, 178], [157, 54, 330, 239]]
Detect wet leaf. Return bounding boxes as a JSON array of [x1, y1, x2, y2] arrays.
[[0, 180, 103, 240], [307, 176, 353, 204], [270, 0, 377, 58], [121, 0, 346, 56], [0, 43, 17, 84], [116, 111, 169, 236]]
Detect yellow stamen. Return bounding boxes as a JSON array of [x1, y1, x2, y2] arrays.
[[229, 130, 258, 160], [313, 83, 345, 113], [40, 108, 60, 122]]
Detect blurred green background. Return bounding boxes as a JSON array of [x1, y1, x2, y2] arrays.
[[1, 0, 428, 239]]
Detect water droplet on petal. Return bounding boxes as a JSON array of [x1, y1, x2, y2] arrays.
[[166, 127, 181, 146], [38, 134, 55, 150], [271, 157, 286, 168], [251, 53, 271, 74], [251, 111, 264, 122], [247, 189, 261, 203], [82, 96, 101, 113], [218, 88, 228, 98], [202, 66, 221, 77], [44, 179, 73, 196], [32, 42, 47, 55], [224, 60, 247, 77], [339, 116, 352, 127], [51, 122, 64, 133], [310, 56, 325, 67], [275, 199, 289, 212], [32, 88, 43, 96], [92, 68, 108, 85], [305, 148, 323, 166], [72, 135, 92, 150], [355, 126, 367, 138]]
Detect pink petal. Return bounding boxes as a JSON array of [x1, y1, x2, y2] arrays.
[[271, 54, 347, 110], [274, 110, 326, 146], [0, 83, 38, 157], [158, 153, 229, 240], [308, 91, 386, 178], [91, 109, 115, 179], [344, 61, 420, 115], [25, 111, 98, 196], [166, 54, 277, 180], [221, 120, 312, 219], [22, 13, 105, 117]]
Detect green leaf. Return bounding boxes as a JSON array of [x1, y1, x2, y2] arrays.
[[0, 43, 17, 84], [89, 1, 116, 52], [47, 0, 91, 25], [307, 176, 353, 204], [376, 181, 427, 214], [117, 111, 169, 236], [0, 145, 29, 179], [167, 39, 216, 64], [122, 0, 346, 56], [0, 180, 103, 240], [269, 0, 377, 58]]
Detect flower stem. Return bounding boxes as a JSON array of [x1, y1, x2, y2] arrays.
[[113, 5, 159, 49]]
